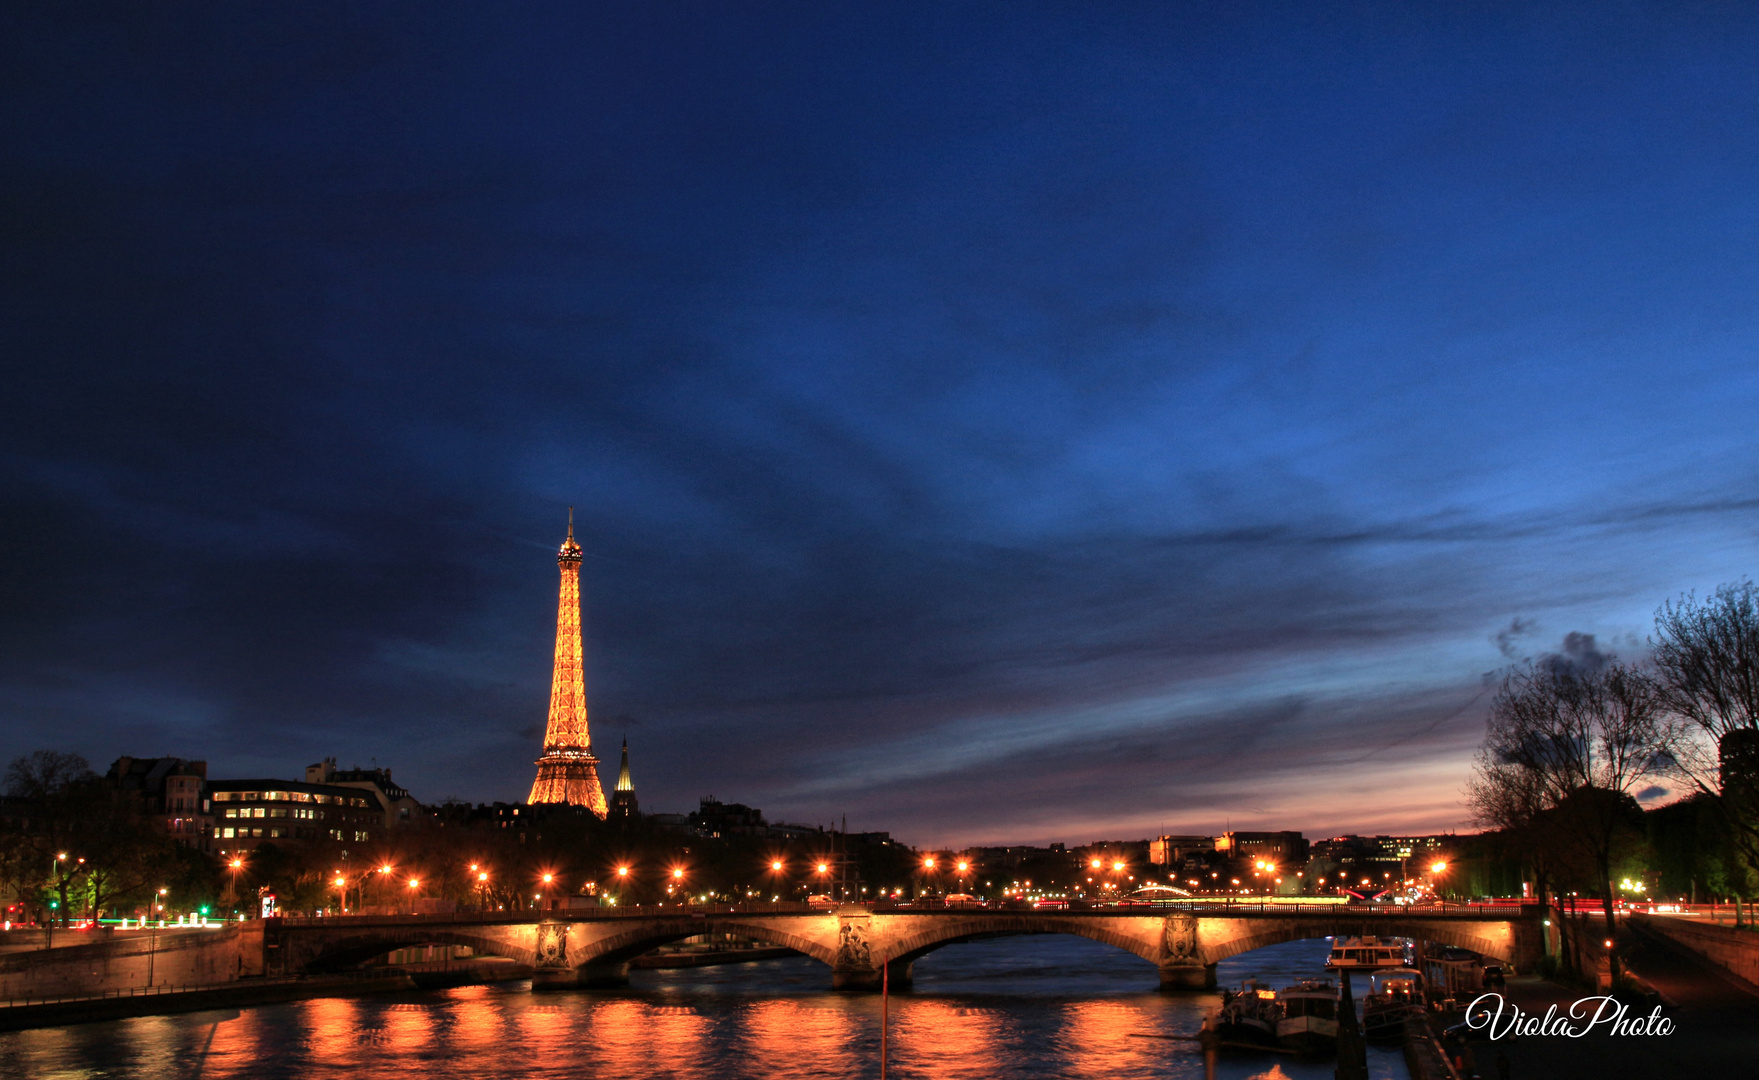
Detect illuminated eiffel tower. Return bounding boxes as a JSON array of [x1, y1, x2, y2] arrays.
[[527, 510, 608, 814]]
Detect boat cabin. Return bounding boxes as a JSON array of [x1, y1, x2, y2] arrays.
[[1326, 935, 1408, 969]]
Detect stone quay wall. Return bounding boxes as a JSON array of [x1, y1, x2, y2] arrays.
[[1630, 912, 1759, 987], [0, 924, 264, 1001]]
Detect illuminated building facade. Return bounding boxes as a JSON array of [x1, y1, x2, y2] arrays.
[[527, 512, 608, 814], [206, 778, 380, 855]]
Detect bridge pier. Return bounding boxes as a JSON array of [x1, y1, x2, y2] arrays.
[[1157, 962, 1216, 991], [533, 961, 630, 991], [831, 959, 914, 992]]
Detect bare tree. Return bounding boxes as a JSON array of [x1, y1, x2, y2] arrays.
[[2, 751, 168, 924], [1473, 659, 1672, 953], [1651, 582, 1759, 918], [3, 752, 98, 924]]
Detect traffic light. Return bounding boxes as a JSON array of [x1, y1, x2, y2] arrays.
[[48, 901, 58, 910], [199, 905, 210, 915]]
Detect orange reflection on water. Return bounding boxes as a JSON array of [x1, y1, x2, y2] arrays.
[[1055, 999, 1186, 1077], [440, 984, 517, 1058], [888, 999, 1009, 1080], [191, 1000, 281, 1078], [587, 998, 715, 1076], [378, 999, 439, 1062], [292, 996, 371, 1074], [733, 998, 861, 1077]]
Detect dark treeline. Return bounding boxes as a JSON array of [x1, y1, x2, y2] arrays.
[[1466, 579, 1759, 978]]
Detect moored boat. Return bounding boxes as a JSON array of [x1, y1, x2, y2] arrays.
[[1325, 935, 1410, 971], [1201, 979, 1282, 1050], [1275, 978, 1339, 1054], [1361, 966, 1426, 1040]]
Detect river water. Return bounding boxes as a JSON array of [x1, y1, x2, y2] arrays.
[[3, 936, 1408, 1080]]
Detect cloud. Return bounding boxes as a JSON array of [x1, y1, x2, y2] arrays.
[[6, 3, 1759, 845], [1493, 617, 1537, 661]]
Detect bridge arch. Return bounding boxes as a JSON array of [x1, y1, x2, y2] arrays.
[[569, 918, 837, 970], [289, 927, 536, 974], [1195, 917, 1520, 969], [873, 915, 1162, 969]]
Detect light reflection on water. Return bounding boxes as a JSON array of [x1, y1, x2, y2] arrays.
[[0, 936, 1406, 1079]]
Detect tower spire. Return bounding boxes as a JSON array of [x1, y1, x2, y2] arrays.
[[527, 512, 607, 813], [609, 738, 638, 820]]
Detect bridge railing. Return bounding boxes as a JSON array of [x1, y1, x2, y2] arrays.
[[274, 900, 827, 926], [270, 898, 1534, 926]]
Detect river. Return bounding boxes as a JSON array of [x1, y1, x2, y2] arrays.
[[2, 936, 1409, 1079]]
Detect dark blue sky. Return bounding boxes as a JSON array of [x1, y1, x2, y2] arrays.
[[5, 4, 1759, 845]]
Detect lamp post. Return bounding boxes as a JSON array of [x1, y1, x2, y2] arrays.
[[767, 858, 786, 905], [44, 852, 70, 948], [225, 857, 246, 918], [145, 890, 166, 992]]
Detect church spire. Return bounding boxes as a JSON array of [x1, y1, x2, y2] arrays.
[[615, 739, 634, 792], [609, 738, 639, 821]]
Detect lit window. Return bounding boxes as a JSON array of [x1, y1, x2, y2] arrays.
[[225, 809, 237, 819], [222, 827, 235, 839]]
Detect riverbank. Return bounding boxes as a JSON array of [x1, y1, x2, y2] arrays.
[[0, 959, 531, 1032], [1435, 923, 1759, 1080]]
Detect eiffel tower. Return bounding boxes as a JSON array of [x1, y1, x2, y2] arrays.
[[527, 510, 608, 813]]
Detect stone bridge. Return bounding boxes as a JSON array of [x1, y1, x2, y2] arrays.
[[264, 904, 1543, 991]]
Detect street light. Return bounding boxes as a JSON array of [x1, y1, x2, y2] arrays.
[[225, 856, 247, 918]]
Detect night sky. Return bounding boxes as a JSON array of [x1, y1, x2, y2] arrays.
[[6, 5, 1759, 846]]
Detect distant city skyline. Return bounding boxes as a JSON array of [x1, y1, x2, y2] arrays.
[[7, 6, 1759, 846]]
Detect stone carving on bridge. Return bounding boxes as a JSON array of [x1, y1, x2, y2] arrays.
[[535, 922, 569, 969], [1162, 913, 1199, 966], [835, 919, 872, 970]]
